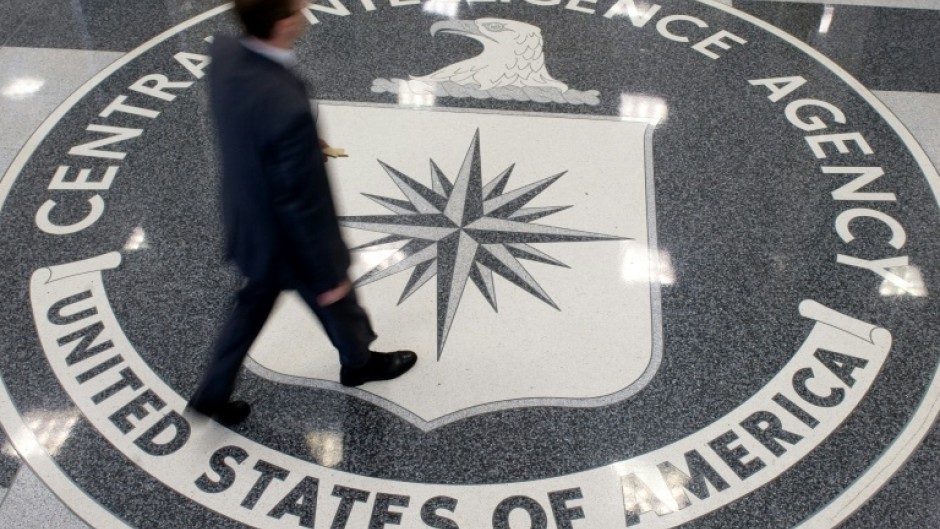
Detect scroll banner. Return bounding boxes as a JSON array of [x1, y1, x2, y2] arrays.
[[30, 253, 891, 528]]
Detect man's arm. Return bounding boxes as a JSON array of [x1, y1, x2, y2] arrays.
[[264, 95, 351, 295]]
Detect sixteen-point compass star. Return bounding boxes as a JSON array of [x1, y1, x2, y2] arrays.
[[339, 130, 628, 359]]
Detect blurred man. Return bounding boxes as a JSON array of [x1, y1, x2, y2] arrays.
[[189, 0, 417, 426]]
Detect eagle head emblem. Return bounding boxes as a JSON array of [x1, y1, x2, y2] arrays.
[[372, 18, 599, 105], [412, 18, 568, 92]]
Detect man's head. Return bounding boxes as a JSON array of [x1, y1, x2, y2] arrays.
[[233, 0, 307, 47]]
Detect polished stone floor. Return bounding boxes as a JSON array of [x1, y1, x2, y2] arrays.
[[0, 0, 938, 527]]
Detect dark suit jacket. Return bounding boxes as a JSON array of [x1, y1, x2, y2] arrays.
[[209, 36, 350, 293]]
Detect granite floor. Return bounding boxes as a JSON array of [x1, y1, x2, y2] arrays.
[[0, 0, 938, 528]]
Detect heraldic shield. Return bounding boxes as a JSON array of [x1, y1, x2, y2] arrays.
[[246, 102, 663, 428]]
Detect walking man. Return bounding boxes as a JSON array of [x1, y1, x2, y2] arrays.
[[189, 0, 417, 426]]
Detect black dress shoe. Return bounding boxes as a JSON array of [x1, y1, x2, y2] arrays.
[[340, 351, 417, 387], [189, 400, 251, 426]]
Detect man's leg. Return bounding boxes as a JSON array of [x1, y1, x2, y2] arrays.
[[296, 285, 416, 386], [189, 279, 280, 412], [297, 286, 375, 367]]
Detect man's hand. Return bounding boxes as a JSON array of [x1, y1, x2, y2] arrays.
[[319, 137, 348, 160], [316, 279, 352, 306], [321, 147, 348, 158]]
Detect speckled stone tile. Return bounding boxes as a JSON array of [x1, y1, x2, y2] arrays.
[[873, 90, 940, 170], [734, 2, 940, 92], [0, 0, 49, 48], [0, 48, 125, 154], [0, 430, 19, 491], [0, 93, 70, 148], [0, 148, 17, 175], [3, 0, 227, 51], [838, 417, 940, 529], [0, 48, 124, 101], [0, 467, 89, 529], [749, 0, 940, 9]]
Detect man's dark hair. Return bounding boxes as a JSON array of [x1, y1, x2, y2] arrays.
[[233, 0, 297, 40]]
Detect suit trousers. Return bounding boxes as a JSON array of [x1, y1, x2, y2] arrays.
[[189, 278, 376, 412]]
